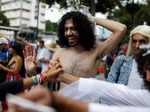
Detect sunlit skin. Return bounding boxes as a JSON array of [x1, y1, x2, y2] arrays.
[[132, 34, 149, 54], [9, 47, 15, 55], [64, 19, 80, 47], [146, 70, 150, 81]]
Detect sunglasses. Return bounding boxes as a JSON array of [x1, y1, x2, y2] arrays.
[[132, 39, 147, 44]]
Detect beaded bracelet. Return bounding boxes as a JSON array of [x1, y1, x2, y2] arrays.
[[39, 73, 48, 84], [32, 75, 38, 85], [32, 73, 48, 85]]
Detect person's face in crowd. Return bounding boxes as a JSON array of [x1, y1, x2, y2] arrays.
[[39, 42, 44, 48], [0, 43, 7, 51], [132, 34, 149, 54], [9, 47, 15, 55], [64, 19, 80, 47]]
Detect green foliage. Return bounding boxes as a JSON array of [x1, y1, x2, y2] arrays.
[[107, 0, 150, 44], [40, 0, 119, 13], [40, 0, 67, 8], [45, 20, 57, 32], [0, 11, 9, 26]]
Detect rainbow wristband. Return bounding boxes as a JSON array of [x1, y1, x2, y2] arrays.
[[32, 76, 38, 85]]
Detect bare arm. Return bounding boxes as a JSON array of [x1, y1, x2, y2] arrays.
[[59, 73, 79, 84], [11, 87, 88, 112], [39, 59, 49, 63], [90, 16, 127, 56], [0, 57, 22, 74], [51, 92, 88, 112]]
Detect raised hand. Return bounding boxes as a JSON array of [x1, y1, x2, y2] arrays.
[[42, 59, 63, 82], [23, 45, 37, 76]]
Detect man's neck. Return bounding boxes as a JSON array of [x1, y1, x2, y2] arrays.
[[70, 45, 85, 52]]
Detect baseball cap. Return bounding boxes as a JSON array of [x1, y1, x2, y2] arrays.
[[0, 37, 8, 44]]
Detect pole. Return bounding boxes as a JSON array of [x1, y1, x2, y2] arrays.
[[36, 0, 40, 39], [20, 0, 23, 28]]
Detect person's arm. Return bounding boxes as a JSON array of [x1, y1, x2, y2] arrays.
[[0, 57, 22, 74], [52, 92, 88, 112], [39, 59, 49, 63], [89, 15, 127, 56], [59, 73, 79, 84], [0, 62, 63, 101], [0, 59, 7, 64], [61, 78, 150, 106], [0, 80, 24, 101], [9, 87, 88, 112], [107, 55, 124, 83]]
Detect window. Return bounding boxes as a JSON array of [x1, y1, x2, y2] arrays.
[[41, 5, 45, 8], [34, 16, 38, 19], [41, 13, 45, 16]]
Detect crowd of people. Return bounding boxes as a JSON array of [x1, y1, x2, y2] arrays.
[[0, 11, 150, 112]]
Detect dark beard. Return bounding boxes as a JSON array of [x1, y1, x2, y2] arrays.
[[67, 37, 80, 47], [68, 42, 79, 47]]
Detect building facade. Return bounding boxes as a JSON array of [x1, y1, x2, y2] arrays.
[[1, 0, 48, 31]]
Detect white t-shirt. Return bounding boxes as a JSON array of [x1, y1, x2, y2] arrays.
[[88, 103, 150, 112], [38, 48, 52, 72], [127, 59, 144, 89], [36, 47, 43, 67], [59, 78, 150, 107]]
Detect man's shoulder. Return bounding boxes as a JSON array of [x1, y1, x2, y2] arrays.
[[55, 47, 67, 52], [54, 48, 68, 55]]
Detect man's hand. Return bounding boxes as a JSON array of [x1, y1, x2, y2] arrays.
[[23, 45, 37, 76], [43, 58, 63, 82]]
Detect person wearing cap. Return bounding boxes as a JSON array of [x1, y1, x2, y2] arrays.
[[0, 37, 10, 83], [107, 25, 150, 89], [0, 37, 10, 64]]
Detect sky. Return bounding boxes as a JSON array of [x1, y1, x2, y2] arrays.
[[45, 3, 107, 23]]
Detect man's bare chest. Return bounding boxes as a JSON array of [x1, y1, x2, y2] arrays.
[[59, 50, 99, 77]]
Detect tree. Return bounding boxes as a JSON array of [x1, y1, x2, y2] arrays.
[[0, 11, 9, 26], [40, 0, 68, 8], [45, 20, 57, 32], [40, 0, 120, 15], [107, 0, 150, 44]]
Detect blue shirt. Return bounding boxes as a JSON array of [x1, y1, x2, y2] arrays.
[[0, 48, 10, 62]]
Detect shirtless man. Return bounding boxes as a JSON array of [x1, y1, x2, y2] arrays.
[[51, 11, 126, 83]]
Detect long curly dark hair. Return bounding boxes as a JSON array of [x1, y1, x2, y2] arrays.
[[57, 11, 96, 51], [135, 49, 150, 91]]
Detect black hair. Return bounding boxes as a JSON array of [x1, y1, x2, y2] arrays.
[[39, 40, 44, 44], [10, 41, 25, 77], [57, 11, 96, 50], [10, 41, 24, 58], [135, 49, 150, 91]]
